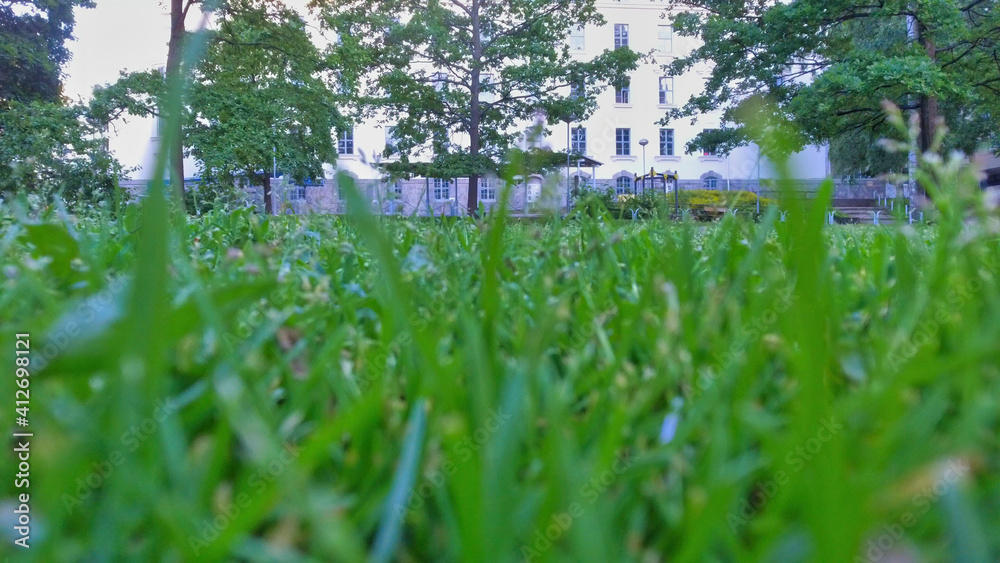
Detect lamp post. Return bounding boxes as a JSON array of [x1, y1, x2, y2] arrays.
[[566, 120, 571, 211], [674, 170, 680, 217], [638, 138, 648, 195]]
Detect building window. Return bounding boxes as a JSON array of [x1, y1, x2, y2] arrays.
[[433, 71, 448, 91], [614, 24, 629, 49], [390, 180, 403, 198], [433, 178, 451, 200], [338, 129, 354, 155], [571, 127, 587, 155], [657, 25, 673, 52], [289, 186, 306, 200], [479, 177, 496, 201], [659, 128, 674, 156], [659, 76, 674, 105], [569, 25, 585, 51], [385, 126, 399, 152], [702, 129, 718, 156], [616, 176, 632, 195], [615, 80, 630, 104], [703, 176, 719, 189], [616, 128, 631, 156], [154, 114, 166, 138]]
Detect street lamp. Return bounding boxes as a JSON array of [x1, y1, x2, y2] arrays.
[[638, 138, 648, 195], [565, 117, 578, 212], [674, 170, 680, 217]]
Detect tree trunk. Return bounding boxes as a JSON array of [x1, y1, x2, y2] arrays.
[[167, 0, 187, 210], [916, 19, 937, 199], [263, 173, 273, 214], [467, 0, 482, 217]]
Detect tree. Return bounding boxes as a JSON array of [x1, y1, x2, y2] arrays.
[[0, 101, 122, 208], [0, 0, 122, 208], [311, 0, 640, 215], [666, 0, 1000, 175], [186, 0, 342, 214], [88, 0, 210, 208], [0, 0, 93, 105], [165, 0, 202, 200]]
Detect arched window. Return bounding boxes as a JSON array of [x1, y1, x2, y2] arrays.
[[616, 176, 633, 195], [701, 172, 721, 190]]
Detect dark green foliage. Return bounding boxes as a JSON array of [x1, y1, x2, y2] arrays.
[[0, 0, 93, 104], [667, 0, 1000, 173], [186, 0, 343, 195], [0, 101, 123, 208], [0, 0, 124, 208]]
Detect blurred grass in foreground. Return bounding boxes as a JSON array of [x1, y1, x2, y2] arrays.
[[1, 130, 998, 562], [0, 30, 998, 560]]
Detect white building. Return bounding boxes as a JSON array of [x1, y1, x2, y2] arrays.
[[76, 0, 840, 214]]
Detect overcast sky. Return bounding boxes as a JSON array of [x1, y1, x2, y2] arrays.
[[63, 0, 319, 103], [63, 1, 172, 102]]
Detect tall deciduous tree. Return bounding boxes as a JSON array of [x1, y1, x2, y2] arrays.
[[90, 0, 213, 208], [0, 0, 122, 207], [165, 0, 202, 199], [0, 0, 93, 105], [186, 0, 342, 214], [666, 0, 1000, 175], [312, 0, 640, 215], [0, 101, 121, 207]]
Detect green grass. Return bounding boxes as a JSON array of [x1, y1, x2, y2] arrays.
[[1, 169, 999, 562]]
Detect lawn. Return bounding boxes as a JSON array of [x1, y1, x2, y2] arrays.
[[1, 179, 998, 562]]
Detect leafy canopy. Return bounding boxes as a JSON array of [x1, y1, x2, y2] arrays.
[[311, 0, 640, 200], [186, 0, 343, 190], [667, 0, 1000, 175], [0, 0, 94, 105], [0, 0, 123, 208], [0, 101, 122, 208]]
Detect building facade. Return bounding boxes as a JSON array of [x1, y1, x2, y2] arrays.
[[105, 0, 845, 214]]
